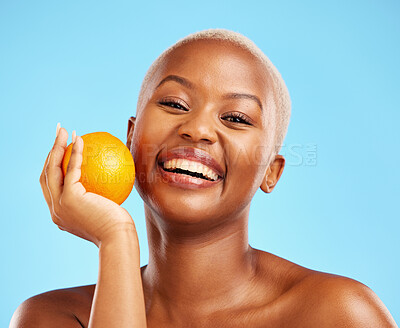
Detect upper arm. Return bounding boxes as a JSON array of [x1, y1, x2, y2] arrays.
[[313, 276, 398, 328], [10, 294, 83, 328]]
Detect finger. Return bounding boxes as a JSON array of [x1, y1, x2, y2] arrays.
[[41, 122, 61, 177], [45, 126, 69, 201], [64, 134, 85, 192], [40, 151, 52, 207], [41, 151, 51, 178], [40, 123, 62, 207]]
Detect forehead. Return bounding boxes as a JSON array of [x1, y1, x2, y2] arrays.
[[153, 39, 272, 101]]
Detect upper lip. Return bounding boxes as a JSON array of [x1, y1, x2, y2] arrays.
[[157, 146, 225, 178]]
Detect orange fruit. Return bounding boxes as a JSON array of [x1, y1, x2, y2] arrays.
[[62, 132, 135, 205]]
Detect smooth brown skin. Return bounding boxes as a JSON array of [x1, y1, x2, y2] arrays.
[[11, 40, 397, 327]]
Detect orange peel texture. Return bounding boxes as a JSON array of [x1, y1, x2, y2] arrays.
[[62, 132, 135, 205]]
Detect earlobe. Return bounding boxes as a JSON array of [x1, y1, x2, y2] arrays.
[[260, 177, 272, 193], [260, 155, 285, 193], [126, 116, 136, 150]]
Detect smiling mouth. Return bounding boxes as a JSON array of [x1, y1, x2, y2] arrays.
[[160, 158, 220, 182]]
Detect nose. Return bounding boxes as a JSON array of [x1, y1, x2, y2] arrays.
[[177, 110, 217, 144]]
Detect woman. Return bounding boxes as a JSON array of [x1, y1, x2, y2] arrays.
[[11, 29, 397, 327]]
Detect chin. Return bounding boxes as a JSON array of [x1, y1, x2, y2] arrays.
[[143, 188, 227, 228]]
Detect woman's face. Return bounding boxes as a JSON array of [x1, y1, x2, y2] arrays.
[[130, 40, 279, 227]]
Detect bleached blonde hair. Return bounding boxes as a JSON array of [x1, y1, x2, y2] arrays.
[[136, 28, 291, 155]]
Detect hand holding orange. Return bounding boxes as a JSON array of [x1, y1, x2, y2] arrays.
[[61, 132, 135, 205]]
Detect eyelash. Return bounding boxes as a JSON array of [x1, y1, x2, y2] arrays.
[[220, 112, 252, 125], [159, 100, 252, 126], [159, 100, 188, 111]]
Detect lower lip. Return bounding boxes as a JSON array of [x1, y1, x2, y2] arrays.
[[157, 164, 222, 190]]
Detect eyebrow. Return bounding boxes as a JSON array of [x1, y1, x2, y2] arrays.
[[222, 93, 263, 111], [156, 75, 194, 90], [156, 74, 263, 111]]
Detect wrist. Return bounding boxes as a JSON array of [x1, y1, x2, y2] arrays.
[[99, 228, 141, 268], [98, 222, 139, 249]]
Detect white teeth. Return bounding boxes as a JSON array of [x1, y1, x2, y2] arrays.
[[209, 171, 217, 181], [163, 158, 219, 181], [176, 158, 183, 168], [189, 161, 196, 173], [203, 167, 210, 177], [200, 165, 208, 177], [180, 159, 189, 171]]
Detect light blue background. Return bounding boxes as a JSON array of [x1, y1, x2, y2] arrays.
[[1, 0, 399, 325]]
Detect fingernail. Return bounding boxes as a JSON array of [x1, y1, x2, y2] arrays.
[[72, 130, 76, 144], [56, 123, 61, 137]]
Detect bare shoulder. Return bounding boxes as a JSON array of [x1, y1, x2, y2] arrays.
[[252, 249, 397, 327], [10, 284, 95, 328], [282, 269, 398, 327], [295, 273, 398, 327]]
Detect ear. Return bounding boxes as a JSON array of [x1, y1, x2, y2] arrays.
[[260, 155, 285, 193], [126, 116, 136, 151]]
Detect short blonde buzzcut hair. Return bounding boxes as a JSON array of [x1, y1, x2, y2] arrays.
[[137, 28, 291, 155]]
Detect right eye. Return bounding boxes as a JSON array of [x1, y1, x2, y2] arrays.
[[158, 99, 189, 111]]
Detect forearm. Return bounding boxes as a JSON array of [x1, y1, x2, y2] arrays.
[[88, 228, 147, 328]]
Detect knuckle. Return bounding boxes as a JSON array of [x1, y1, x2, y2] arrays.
[[54, 143, 65, 152], [44, 164, 50, 178], [70, 148, 81, 161], [40, 169, 48, 183], [50, 144, 58, 154], [43, 172, 49, 186], [46, 165, 55, 175]]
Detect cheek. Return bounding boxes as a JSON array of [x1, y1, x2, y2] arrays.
[[130, 113, 161, 190], [224, 131, 271, 169], [132, 109, 168, 164], [224, 134, 270, 193]]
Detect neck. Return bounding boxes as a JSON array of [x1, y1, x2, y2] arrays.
[[141, 205, 258, 319]]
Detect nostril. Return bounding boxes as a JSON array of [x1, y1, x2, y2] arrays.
[[200, 138, 213, 144], [178, 122, 217, 144], [180, 133, 195, 142], [180, 132, 213, 144]]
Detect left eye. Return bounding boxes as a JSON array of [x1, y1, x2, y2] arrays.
[[159, 101, 188, 111], [221, 113, 252, 125]]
